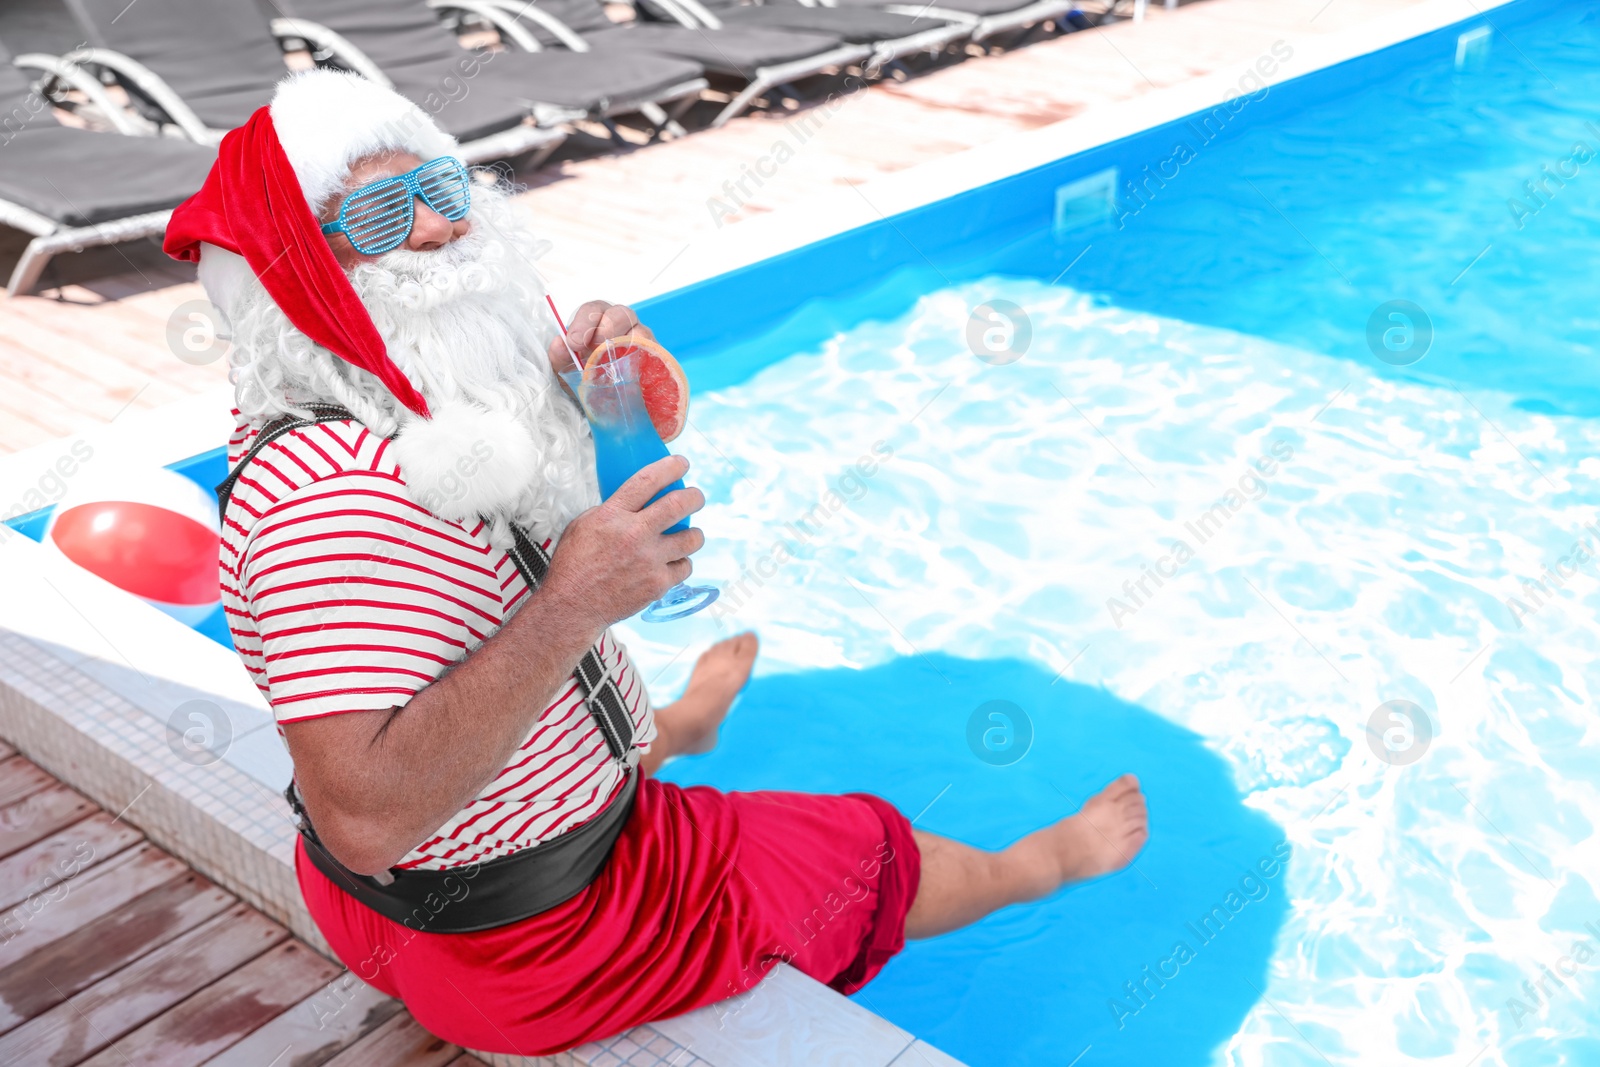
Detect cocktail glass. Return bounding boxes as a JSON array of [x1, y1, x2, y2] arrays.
[[561, 343, 718, 622]]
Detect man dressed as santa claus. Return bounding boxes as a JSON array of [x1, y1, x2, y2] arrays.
[[166, 70, 1149, 1056]]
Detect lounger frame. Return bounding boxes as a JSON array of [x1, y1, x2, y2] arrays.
[[10, 52, 146, 137], [1, 54, 186, 296], [876, 0, 1160, 42], [17, 29, 570, 166], [268, 16, 574, 163], [472, 0, 871, 128], [0, 196, 172, 297], [425, 0, 708, 138], [673, 0, 968, 73]]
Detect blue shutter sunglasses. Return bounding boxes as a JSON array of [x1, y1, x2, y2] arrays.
[[320, 157, 473, 256]]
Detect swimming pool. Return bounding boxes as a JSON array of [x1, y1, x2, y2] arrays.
[[624, 1, 1600, 1063], [6, 2, 1592, 1060]]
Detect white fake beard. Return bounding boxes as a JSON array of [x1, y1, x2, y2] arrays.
[[225, 186, 597, 544]]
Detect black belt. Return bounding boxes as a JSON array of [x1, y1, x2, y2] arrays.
[[288, 770, 637, 933], [223, 406, 645, 932]]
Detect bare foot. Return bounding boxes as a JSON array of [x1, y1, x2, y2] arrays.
[[652, 632, 759, 759], [1011, 774, 1149, 899]]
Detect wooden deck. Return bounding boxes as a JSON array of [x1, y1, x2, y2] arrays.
[[0, 0, 1424, 456], [0, 740, 485, 1067]]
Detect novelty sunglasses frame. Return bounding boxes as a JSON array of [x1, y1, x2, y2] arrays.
[[320, 157, 473, 256]]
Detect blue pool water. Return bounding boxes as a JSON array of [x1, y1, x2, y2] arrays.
[[628, 1, 1600, 1063]]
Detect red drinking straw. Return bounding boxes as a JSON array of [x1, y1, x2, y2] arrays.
[[545, 293, 585, 376]]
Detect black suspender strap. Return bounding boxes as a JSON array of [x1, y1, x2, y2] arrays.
[[225, 409, 641, 926], [216, 407, 636, 766], [504, 524, 637, 764], [214, 404, 355, 513]]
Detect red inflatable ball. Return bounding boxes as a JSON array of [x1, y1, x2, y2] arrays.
[[46, 466, 222, 626]]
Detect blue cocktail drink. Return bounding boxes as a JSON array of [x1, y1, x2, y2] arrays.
[[581, 387, 690, 534], [561, 345, 717, 621]]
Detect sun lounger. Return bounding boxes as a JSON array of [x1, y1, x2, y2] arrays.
[[8, 0, 569, 165], [266, 0, 708, 144], [0, 38, 215, 295], [446, 0, 873, 128], [630, 0, 970, 74], [830, 0, 1138, 43]]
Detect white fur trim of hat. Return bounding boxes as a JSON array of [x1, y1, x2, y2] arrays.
[[194, 71, 461, 332], [269, 69, 461, 216]]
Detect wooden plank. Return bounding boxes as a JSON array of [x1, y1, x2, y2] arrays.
[[323, 1011, 461, 1067], [0, 843, 187, 970], [79, 939, 342, 1067], [201, 972, 403, 1067], [0, 871, 235, 1033], [0, 758, 54, 808], [0, 304, 210, 405], [0, 902, 285, 1065], [0, 812, 143, 912], [445, 1056, 491, 1067], [0, 786, 97, 862]]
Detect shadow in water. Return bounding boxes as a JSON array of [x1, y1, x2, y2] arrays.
[[659, 654, 1289, 1067]]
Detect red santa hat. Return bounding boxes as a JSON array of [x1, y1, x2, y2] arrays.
[[163, 70, 462, 420]]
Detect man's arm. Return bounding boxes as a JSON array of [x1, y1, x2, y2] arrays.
[[281, 455, 704, 875]]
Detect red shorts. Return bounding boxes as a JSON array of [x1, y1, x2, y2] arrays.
[[296, 778, 921, 1055]]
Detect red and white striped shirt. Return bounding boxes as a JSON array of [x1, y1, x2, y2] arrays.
[[219, 413, 654, 871]]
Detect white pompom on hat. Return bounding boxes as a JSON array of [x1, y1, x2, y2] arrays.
[[391, 404, 541, 524]]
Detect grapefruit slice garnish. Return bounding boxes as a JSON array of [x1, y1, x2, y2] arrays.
[[581, 334, 690, 443]]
